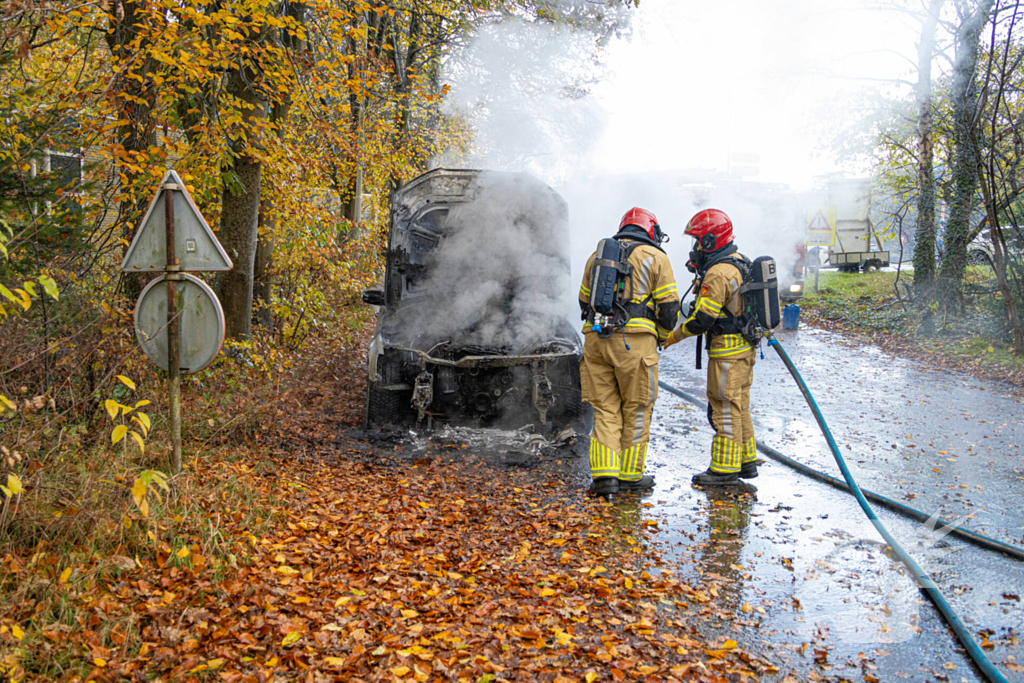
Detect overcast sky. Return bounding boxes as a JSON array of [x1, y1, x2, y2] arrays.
[[589, 0, 923, 189]]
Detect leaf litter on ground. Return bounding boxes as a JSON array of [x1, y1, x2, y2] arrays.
[[0, 437, 775, 682]]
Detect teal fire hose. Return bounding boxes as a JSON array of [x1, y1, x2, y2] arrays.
[[656, 382, 1024, 562], [658, 336, 1012, 683]]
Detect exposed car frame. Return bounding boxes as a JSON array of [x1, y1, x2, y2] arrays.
[[362, 169, 589, 433]]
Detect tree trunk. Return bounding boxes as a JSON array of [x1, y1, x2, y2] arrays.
[[974, 133, 1024, 354], [938, 0, 995, 312], [973, 2, 1024, 356], [912, 0, 944, 295], [253, 196, 275, 328], [106, 0, 158, 299], [340, 13, 367, 235], [390, 10, 421, 193], [216, 72, 266, 341]]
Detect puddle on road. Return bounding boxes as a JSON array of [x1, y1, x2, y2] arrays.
[[627, 327, 1024, 682]]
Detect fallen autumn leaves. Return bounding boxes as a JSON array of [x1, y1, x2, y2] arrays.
[[1, 444, 774, 682]]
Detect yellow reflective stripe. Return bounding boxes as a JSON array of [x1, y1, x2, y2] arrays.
[[620, 443, 648, 479], [715, 334, 747, 349], [624, 318, 656, 330], [697, 297, 722, 315], [708, 344, 754, 358], [589, 437, 621, 477], [580, 285, 591, 296], [651, 282, 677, 297], [710, 435, 741, 473], [742, 437, 757, 464]]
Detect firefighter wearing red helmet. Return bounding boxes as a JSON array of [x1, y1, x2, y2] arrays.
[[665, 208, 758, 486], [577, 207, 681, 495]]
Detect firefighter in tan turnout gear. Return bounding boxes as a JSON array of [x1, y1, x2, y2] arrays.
[[665, 209, 758, 486], [578, 208, 681, 496]]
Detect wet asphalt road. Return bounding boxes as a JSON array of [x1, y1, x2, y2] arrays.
[[630, 325, 1024, 682]]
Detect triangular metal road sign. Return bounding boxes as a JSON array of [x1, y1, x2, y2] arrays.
[[121, 170, 233, 272], [808, 211, 831, 231]]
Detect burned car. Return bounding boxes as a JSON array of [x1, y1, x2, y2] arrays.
[[362, 169, 588, 433]]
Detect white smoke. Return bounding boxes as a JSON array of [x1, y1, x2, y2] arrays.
[[559, 173, 813, 306], [414, 172, 572, 351], [440, 13, 621, 185]]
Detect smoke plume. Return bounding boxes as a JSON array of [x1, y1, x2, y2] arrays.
[[412, 172, 572, 351]]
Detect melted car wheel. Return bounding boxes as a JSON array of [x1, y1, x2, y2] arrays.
[[365, 360, 411, 427]]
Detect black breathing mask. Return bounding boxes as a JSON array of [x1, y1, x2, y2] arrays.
[[687, 239, 704, 273], [653, 223, 669, 245]]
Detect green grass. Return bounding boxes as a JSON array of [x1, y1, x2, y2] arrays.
[[802, 270, 903, 302], [798, 266, 1024, 375]]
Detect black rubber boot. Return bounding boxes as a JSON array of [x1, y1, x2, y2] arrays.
[[588, 477, 619, 496], [691, 469, 741, 487], [618, 475, 655, 492], [739, 462, 759, 479]]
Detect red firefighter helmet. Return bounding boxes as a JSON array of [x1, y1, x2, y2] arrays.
[[618, 207, 661, 242], [685, 209, 733, 252]]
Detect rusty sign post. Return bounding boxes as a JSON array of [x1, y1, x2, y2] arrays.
[[164, 180, 182, 474], [122, 170, 232, 475]]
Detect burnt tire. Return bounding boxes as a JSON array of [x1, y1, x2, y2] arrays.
[[365, 360, 407, 428]]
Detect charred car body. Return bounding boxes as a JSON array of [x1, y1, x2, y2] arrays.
[[362, 169, 588, 432]]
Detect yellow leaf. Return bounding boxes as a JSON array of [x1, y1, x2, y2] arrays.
[[175, 546, 190, 559], [0, 394, 15, 412], [12, 624, 24, 640], [390, 666, 410, 677], [334, 596, 350, 606], [741, 601, 752, 613], [7, 474, 23, 495], [117, 375, 136, 390], [417, 502, 430, 509], [624, 577, 633, 589], [59, 567, 72, 584], [104, 399, 119, 420], [38, 274, 58, 300], [111, 425, 127, 444], [94, 657, 107, 667], [324, 657, 346, 666], [281, 631, 301, 647], [400, 609, 419, 618], [585, 673, 597, 683], [540, 588, 556, 597], [15, 289, 30, 311], [133, 413, 151, 437], [721, 639, 738, 650], [293, 596, 311, 604], [134, 399, 151, 409], [207, 658, 225, 670], [129, 431, 145, 454], [131, 478, 147, 508]]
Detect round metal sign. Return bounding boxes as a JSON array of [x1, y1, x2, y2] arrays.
[[134, 273, 226, 373]]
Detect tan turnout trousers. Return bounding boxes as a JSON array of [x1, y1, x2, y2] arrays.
[[707, 352, 757, 473], [668, 259, 758, 473], [580, 332, 659, 481]]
